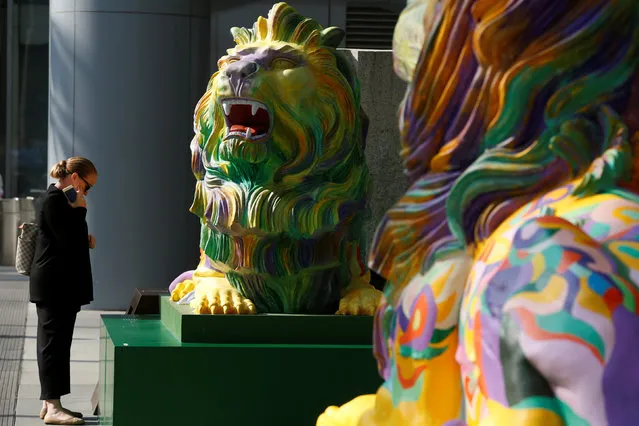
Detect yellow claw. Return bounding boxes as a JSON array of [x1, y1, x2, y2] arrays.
[[193, 295, 211, 314], [317, 394, 376, 426], [170, 279, 196, 302], [189, 279, 257, 315], [335, 249, 383, 315], [337, 286, 382, 316]]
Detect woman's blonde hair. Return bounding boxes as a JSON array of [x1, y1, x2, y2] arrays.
[[49, 157, 98, 180]]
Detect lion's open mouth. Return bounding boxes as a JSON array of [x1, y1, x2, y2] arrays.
[[221, 99, 271, 141]]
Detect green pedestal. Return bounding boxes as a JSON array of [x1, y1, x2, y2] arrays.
[[161, 296, 376, 344], [98, 297, 382, 426]]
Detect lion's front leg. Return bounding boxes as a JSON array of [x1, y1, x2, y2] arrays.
[[317, 395, 377, 426], [337, 279, 382, 316], [319, 252, 473, 426], [169, 249, 257, 314], [189, 274, 257, 314], [336, 244, 383, 316], [170, 272, 257, 315]]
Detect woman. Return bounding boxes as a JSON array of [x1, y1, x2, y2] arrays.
[[30, 157, 98, 425]]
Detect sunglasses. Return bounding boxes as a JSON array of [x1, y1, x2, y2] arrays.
[[79, 175, 92, 192]]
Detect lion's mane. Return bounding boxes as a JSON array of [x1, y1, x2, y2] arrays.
[[370, 0, 639, 292], [185, 3, 370, 313]]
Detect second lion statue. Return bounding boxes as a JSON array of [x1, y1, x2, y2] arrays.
[[169, 2, 381, 315], [318, 0, 639, 425]]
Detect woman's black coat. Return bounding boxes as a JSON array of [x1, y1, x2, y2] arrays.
[[29, 184, 93, 307]]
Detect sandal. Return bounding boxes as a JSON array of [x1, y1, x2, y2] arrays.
[[43, 413, 85, 425], [40, 406, 84, 420]]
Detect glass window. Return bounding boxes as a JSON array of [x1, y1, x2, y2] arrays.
[[4, 0, 49, 198], [1, 0, 7, 198]]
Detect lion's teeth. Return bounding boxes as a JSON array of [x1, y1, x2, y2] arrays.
[[222, 103, 231, 116], [251, 103, 258, 116], [245, 128, 251, 139]]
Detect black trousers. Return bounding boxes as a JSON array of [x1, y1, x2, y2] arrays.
[[36, 304, 78, 400]]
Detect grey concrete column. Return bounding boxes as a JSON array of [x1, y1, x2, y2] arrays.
[[346, 49, 408, 254], [49, 0, 210, 310]]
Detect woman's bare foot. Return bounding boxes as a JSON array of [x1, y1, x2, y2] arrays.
[[42, 400, 84, 425]]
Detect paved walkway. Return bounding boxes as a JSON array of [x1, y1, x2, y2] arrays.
[[0, 268, 29, 426], [0, 267, 117, 426]]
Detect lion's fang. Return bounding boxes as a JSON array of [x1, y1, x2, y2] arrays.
[[251, 104, 259, 116], [245, 128, 251, 139], [222, 103, 231, 116]]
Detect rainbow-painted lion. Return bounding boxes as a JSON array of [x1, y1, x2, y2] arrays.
[[169, 3, 381, 315], [318, 0, 639, 425]]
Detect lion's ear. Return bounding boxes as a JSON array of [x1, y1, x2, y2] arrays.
[[321, 27, 345, 48], [231, 26, 253, 45]]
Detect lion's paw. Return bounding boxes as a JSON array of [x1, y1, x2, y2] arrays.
[[317, 395, 376, 426], [170, 279, 196, 302], [191, 285, 256, 315], [336, 286, 382, 316]]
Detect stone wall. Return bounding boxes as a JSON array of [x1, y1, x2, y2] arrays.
[[345, 49, 409, 255]]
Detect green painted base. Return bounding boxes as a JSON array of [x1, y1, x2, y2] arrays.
[[98, 314, 382, 426], [161, 296, 375, 344]]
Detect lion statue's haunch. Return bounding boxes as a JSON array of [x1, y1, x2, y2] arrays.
[[318, 0, 639, 425], [169, 2, 381, 315]]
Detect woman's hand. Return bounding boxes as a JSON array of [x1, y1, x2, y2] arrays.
[[70, 189, 87, 208], [88, 234, 96, 249]]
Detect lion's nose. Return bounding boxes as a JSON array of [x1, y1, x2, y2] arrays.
[[225, 60, 258, 79], [224, 60, 258, 95]]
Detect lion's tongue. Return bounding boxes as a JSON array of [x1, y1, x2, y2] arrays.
[[230, 124, 270, 137], [230, 125, 255, 135]]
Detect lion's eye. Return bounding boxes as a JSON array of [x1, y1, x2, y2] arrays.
[[270, 58, 297, 71]]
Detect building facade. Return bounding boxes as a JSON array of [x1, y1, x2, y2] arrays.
[[2, 0, 403, 198], [1, 0, 404, 309]]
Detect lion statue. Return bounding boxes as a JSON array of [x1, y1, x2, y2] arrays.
[[169, 2, 381, 315], [318, 0, 639, 425]]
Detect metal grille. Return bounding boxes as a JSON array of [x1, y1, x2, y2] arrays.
[[0, 270, 29, 426], [345, 5, 400, 50]]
